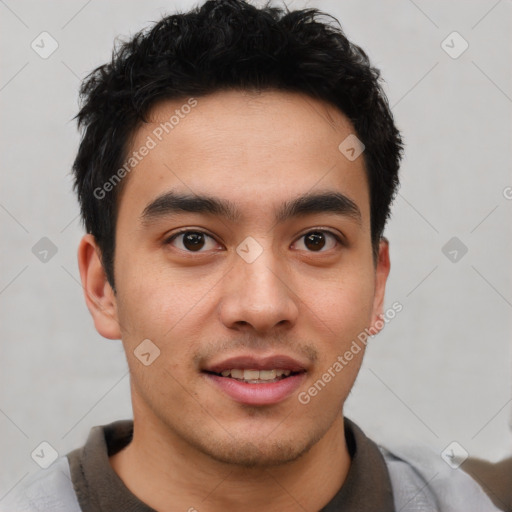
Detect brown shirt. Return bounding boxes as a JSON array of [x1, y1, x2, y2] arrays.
[[67, 418, 395, 512]]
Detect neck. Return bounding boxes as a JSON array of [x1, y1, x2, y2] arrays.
[[110, 412, 350, 512]]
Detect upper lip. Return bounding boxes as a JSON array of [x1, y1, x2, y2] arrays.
[[203, 354, 309, 374]]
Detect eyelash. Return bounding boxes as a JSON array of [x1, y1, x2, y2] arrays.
[[164, 228, 344, 253]]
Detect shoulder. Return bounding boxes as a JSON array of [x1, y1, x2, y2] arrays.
[[0, 457, 81, 512], [380, 443, 502, 512]]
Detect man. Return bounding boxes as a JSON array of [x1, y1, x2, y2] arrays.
[[1, 0, 500, 510]]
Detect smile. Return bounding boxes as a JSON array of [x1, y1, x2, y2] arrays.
[[213, 368, 295, 383], [202, 355, 309, 405]]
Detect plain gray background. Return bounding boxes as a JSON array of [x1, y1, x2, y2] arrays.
[[1, 0, 511, 498]]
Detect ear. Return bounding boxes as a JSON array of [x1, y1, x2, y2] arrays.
[[77, 234, 121, 340], [368, 237, 391, 335]]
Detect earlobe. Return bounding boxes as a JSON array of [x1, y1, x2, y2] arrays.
[[369, 237, 391, 335], [77, 234, 121, 340]]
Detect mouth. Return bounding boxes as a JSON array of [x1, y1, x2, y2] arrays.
[[204, 368, 303, 384], [202, 355, 308, 405]]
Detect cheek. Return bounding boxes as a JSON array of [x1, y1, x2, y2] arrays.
[[114, 260, 214, 365], [306, 265, 376, 333], [115, 247, 181, 317]]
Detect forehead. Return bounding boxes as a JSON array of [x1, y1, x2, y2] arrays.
[[118, 89, 370, 226]]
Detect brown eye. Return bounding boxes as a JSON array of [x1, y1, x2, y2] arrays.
[[182, 232, 206, 251], [304, 232, 326, 251], [167, 231, 218, 252], [293, 230, 340, 252]]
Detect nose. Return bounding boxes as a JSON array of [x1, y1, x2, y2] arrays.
[[218, 245, 300, 334]]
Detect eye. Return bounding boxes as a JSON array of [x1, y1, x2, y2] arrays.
[[292, 230, 341, 252], [166, 230, 220, 252]]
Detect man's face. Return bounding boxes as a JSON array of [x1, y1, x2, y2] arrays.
[[102, 90, 388, 467]]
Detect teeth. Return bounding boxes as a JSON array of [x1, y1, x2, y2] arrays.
[[230, 369, 244, 379], [218, 369, 292, 381], [259, 370, 276, 380], [243, 369, 260, 380]]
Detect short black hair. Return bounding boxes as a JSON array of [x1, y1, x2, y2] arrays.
[[73, 0, 403, 289]]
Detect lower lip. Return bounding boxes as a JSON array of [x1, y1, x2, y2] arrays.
[[204, 373, 306, 405]]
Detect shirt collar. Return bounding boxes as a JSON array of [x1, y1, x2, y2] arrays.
[[67, 417, 394, 511], [321, 418, 395, 511]]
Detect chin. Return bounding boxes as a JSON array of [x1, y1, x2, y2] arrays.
[[194, 429, 322, 469]]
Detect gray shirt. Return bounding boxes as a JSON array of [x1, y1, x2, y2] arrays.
[[0, 419, 501, 511]]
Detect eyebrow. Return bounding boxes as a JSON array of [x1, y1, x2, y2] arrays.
[[140, 190, 361, 226]]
